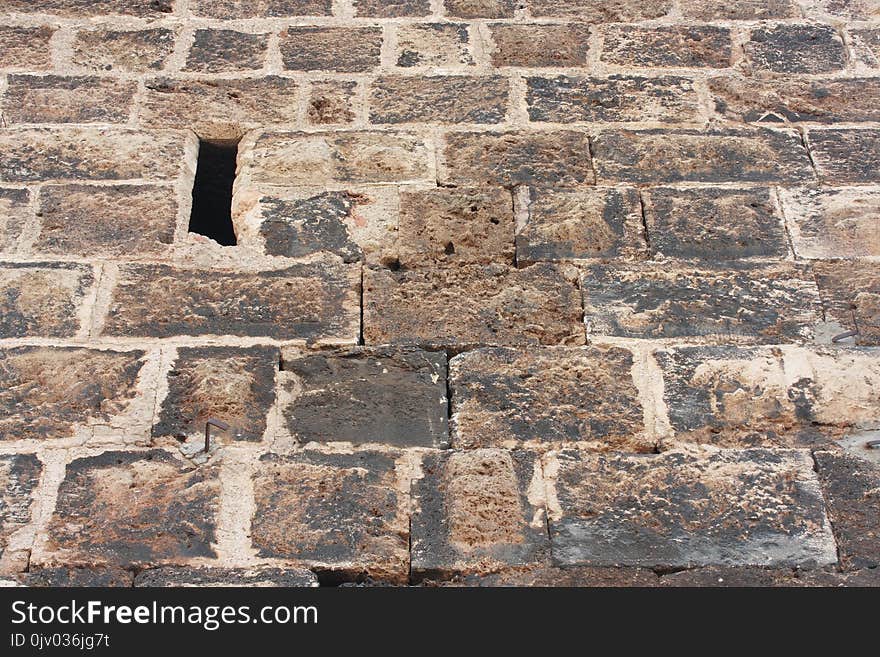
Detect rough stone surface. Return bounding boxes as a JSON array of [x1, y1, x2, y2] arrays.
[[780, 187, 880, 259], [529, 0, 672, 21], [527, 75, 700, 124], [280, 27, 382, 72], [809, 129, 880, 184], [445, 0, 518, 18], [451, 346, 650, 451], [369, 76, 508, 124], [190, 0, 331, 17], [814, 451, 880, 570], [41, 450, 219, 568], [489, 24, 591, 68], [0, 263, 94, 338], [0, 0, 172, 16], [412, 449, 549, 577], [22, 567, 132, 587], [154, 346, 278, 443], [442, 131, 594, 188], [592, 129, 814, 184], [308, 80, 357, 125], [548, 448, 837, 568], [600, 26, 732, 68], [280, 347, 448, 448], [447, 566, 660, 587], [659, 566, 880, 587], [745, 25, 847, 74], [642, 187, 789, 261], [135, 566, 317, 587], [852, 28, 880, 67], [813, 261, 880, 344], [71, 28, 176, 72], [0, 27, 54, 70], [0, 454, 41, 564], [397, 187, 514, 265], [102, 261, 360, 341], [680, 0, 798, 19], [0, 188, 31, 254], [4, 76, 136, 125], [516, 187, 645, 263], [185, 29, 269, 73], [581, 264, 821, 343], [252, 450, 409, 583], [354, 0, 430, 16], [396, 24, 473, 68], [36, 184, 176, 257], [363, 263, 585, 348], [0, 347, 146, 441]]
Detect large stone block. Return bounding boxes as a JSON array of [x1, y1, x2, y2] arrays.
[[489, 24, 591, 67], [4, 76, 135, 124], [0, 188, 31, 254], [600, 25, 732, 68], [745, 24, 847, 74], [369, 76, 508, 124], [71, 28, 175, 72], [0, 263, 93, 338], [185, 29, 269, 73], [0, 27, 54, 70], [809, 129, 880, 184], [529, 0, 672, 21], [280, 27, 382, 72], [813, 261, 880, 344], [0, 455, 41, 566]]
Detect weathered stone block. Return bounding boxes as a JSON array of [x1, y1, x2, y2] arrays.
[[280, 27, 382, 72], [592, 129, 814, 184], [600, 26, 731, 68], [0, 27, 54, 70], [582, 264, 821, 343], [680, 0, 798, 19], [659, 566, 880, 587], [363, 263, 584, 348], [814, 451, 880, 570], [516, 187, 645, 262], [354, 0, 430, 16], [529, 0, 672, 21], [279, 347, 447, 448], [445, 0, 517, 18], [852, 28, 880, 68], [154, 346, 278, 443], [708, 75, 880, 124], [21, 566, 132, 587], [0, 0, 173, 16], [548, 448, 837, 568], [0, 263, 93, 338], [36, 184, 176, 257], [489, 24, 591, 67], [0, 128, 186, 182], [0, 454, 41, 565], [397, 187, 514, 265], [804, 0, 880, 20], [780, 187, 880, 259], [442, 131, 594, 188], [71, 28, 175, 72], [185, 29, 269, 73], [308, 80, 357, 125], [140, 77, 299, 137], [809, 129, 880, 184], [190, 0, 331, 16], [527, 75, 700, 124], [642, 187, 789, 260], [450, 346, 650, 451], [396, 24, 473, 68], [369, 76, 508, 124], [655, 345, 880, 447], [0, 188, 31, 254], [42, 450, 219, 568], [102, 261, 360, 342], [252, 450, 409, 583], [412, 449, 549, 577], [239, 131, 431, 186], [449, 566, 659, 587], [0, 347, 146, 441], [746, 24, 847, 74], [813, 261, 880, 344], [135, 566, 317, 587], [234, 187, 396, 264], [4, 76, 136, 125]]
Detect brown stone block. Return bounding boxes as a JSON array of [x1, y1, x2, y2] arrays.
[[659, 566, 880, 587], [42, 450, 219, 568], [154, 346, 278, 443], [642, 187, 788, 261], [548, 448, 837, 568], [363, 263, 585, 349], [446, 566, 659, 587], [71, 28, 175, 72], [369, 76, 508, 125], [0, 27, 54, 70], [185, 29, 269, 73], [0, 188, 31, 254], [0, 0, 174, 16], [397, 187, 514, 265], [396, 24, 473, 68], [353, 0, 430, 16], [529, 0, 672, 21], [280, 27, 382, 73], [0, 454, 41, 565], [746, 24, 847, 74], [809, 129, 880, 184], [308, 81, 357, 125], [252, 450, 409, 583], [0, 128, 186, 182], [102, 261, 360, 341], [445, 0, 518, 18], [851, 28, 880, 68], [36, 184, 176, 257], [527, 75, 700, 124], [600, 25, 732, 68], [21, 566, 133, 587], [412, 449, 549, 578], [582, 264, 821, 343], [489, 24, 591, 68], [680, 0, 798, 19], [0, 347, 147, 441], [279, 347, 448, 448], [442, 131, 594, 188], [0, 263, 93, 338], [190, 0, 331, 17], [813, 261, 880, 344], [4, 76, 136, 125], [450, 346, 650, 451], [135, 566, 317, 587]]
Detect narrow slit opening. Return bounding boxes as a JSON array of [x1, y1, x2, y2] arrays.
[[189, 138, 239, 246]]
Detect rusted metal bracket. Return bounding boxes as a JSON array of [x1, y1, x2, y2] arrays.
[[205, 418, 230, 453]]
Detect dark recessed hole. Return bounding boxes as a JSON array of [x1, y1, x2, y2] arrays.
[[444, 242, 455, 255], [189, 138, 239, 246]]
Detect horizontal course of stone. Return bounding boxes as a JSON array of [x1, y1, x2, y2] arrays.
[[0, 0, 878, 587]]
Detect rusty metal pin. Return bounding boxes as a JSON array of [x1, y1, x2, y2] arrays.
[[831, 330, 859, 343], [205, 418, 230, 454]]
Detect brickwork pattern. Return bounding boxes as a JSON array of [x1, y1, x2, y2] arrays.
[[0, 0, 878, 587]]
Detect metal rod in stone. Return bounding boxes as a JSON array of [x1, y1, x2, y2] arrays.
[[205, 418, 231, 454]]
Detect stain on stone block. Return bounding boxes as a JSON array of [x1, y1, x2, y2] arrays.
[[0, 263, 93, 338]]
